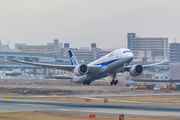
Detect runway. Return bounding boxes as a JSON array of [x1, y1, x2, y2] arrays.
[[0, 99, 180, 118]]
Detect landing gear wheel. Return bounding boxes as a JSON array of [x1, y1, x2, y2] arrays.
[[110, 80, 115, 85], [110, 82, 113, 85], [84, 80, 91, 85], [115, 80, 118, 85], [83, 80, 87, 85], [87, 80, 91, 85], [114, 80, 117, 85], [116, 80, 118, 83], [110, 80, 118, 85]]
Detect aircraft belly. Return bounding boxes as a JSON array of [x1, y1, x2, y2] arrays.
[[93, 72, 108, 80]]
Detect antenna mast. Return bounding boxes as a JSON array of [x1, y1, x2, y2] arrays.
[[175, 37, 176, 43]]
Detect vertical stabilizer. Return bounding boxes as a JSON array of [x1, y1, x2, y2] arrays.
[[68, 49, 79, 66]]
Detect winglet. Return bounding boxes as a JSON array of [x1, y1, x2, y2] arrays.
[[68, 49, 79, 66]]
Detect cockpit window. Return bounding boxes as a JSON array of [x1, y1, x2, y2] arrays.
[[123, 51, 131, 53]]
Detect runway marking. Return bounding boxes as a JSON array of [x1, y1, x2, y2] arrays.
[[13, 104, 46, 106], [80, 97, 152, 103], [51, 108, 177, 117], [6, 93, 180, 99], [107, 99, 152, 103]]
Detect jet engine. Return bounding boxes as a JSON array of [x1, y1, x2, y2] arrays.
[[129, 64, 143, 77], [74, 64, 89, 76]]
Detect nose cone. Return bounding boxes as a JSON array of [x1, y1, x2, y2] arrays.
[[127, 52, 134, 57], [130, 53, 134, 57], [127, 53, 134, 61]]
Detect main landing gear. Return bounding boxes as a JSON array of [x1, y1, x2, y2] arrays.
[[110, 79, 118, 85], [83, 80, 91, 85], [110, 73, 118, 86]]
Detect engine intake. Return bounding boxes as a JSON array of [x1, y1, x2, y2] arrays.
[[74, 64, 89, 76], [130, 64, 143, 77]]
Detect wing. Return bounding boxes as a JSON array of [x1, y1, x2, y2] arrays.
[[142, 61, 166, 68], [6, 59, 102, 73], [7, 59, 76, 72], [117, 61, 167, 73], [124, 61, 166, 71]]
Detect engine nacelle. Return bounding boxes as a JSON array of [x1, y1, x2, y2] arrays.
[[130, 64, 143, 77], [74, 64, 89, 76]]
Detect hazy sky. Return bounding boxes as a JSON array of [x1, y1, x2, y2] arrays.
[[0, 0, 180, 49]]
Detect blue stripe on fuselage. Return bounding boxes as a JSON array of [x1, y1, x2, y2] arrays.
[[96, 58, 121, 67]]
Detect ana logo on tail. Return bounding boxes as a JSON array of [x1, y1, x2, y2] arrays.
[[68, 50, 79, 66]]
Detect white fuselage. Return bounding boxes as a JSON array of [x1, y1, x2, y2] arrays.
[[71, 48, 134, 83]]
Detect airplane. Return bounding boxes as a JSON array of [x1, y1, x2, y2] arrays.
[[7, 48, 165, 85]]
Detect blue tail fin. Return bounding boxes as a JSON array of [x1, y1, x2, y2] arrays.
[[68, 49, 79, 66]]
